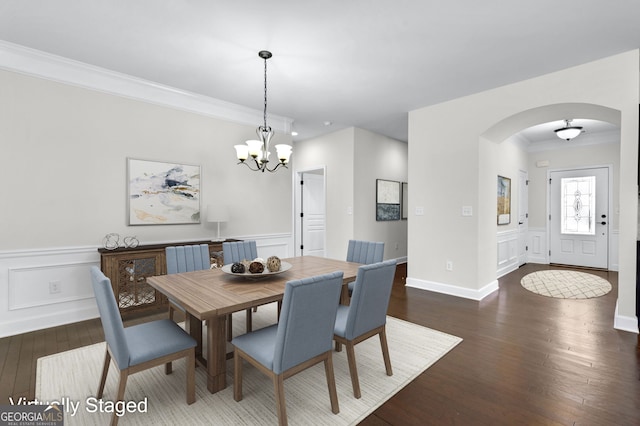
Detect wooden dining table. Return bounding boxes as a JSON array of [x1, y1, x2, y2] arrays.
[[147, 255, 361, 393]]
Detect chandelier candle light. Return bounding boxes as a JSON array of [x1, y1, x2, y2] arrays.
[[234, 51, 292, 172]]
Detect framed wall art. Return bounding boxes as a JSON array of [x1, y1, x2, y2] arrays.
[[497, 175, 511, 225], [401, 182, 408, 220], [376, 179, 400, 221], [128, 158, 201, 225]]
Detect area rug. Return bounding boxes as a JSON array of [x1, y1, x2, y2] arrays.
[[36, 304, 461, 425], [521, 270, 612, 299]]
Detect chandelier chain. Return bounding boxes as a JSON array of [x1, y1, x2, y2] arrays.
[[263, 55, 268, 129]]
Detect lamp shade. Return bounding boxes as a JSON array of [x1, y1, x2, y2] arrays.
[[206, 205, 229, 223]]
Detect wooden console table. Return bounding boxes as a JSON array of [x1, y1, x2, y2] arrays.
[[99, 239, 239, 315]]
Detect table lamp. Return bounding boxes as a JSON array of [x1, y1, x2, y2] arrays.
[[206, 204, 229, 242]]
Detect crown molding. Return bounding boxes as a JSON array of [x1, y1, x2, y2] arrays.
[[0, 40, 292, 133]]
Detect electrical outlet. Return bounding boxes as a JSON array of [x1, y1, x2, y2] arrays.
[[446, 261, 453, 271], [49, 280, 61, 294]]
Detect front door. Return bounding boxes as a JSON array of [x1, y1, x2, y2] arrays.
[[549, 167, 609, 269]]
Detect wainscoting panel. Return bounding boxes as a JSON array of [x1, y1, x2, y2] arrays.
[[0, 234, 293, 338], [9, 261, 96, 310], [528, 227, 548, 264], [0, 246, 101, 338], [497, 229, 519, 278]]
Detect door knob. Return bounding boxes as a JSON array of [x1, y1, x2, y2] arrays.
[[601, 214, 607, 218], [600, 221, 607, 225]]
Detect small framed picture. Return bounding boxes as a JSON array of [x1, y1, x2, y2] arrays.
[[376, 179, 401, 221], [497, 175, 511, 225]]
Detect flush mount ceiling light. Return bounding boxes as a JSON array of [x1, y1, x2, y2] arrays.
[[554, 119, 583, 141], [234, 50, 292, 173]]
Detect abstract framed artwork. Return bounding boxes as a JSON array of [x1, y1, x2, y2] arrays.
[[497, 175, 511, 225], [376, 179, 401, 221], [128, 158, 201, 225]]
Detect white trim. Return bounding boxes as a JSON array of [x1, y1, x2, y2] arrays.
[[0, 306, 99, 339], [8, 261, 97, 310], [406, 277, 499, 301], [614, 301, 639, 334], [497, 229, 519, 278], [527, 227, 549, 264], [0, 40, 293, 134]]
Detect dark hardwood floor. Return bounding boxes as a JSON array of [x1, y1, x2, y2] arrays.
[[1, 263, 639, 424]]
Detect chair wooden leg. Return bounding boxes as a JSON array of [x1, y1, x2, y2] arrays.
[[97, 349, 111, 399], [324, 354, 340, 414], [165, 361, 173, 375], [169, 305, 174, 321], [111, 369, 129, 426], [345, 341, 361, 398], [245, 308, 253, 333], [273, 373, 287, 426], [233, 349, 243, 402], [379, 327, 393, 376], [334, 341, 343, 352], [186, 349, 195, 405]]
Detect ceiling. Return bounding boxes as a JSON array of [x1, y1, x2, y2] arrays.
[[1, 1, 639, 143]]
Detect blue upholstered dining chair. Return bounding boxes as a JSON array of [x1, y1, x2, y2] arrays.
[[165, 244, 211, 321], [334, 259, 397, 398], [231, 271, 344, 426], [222, 240, 258, 265], [346, 240, 385, 294], [223, 240, 260, 333], [90, 266, 196, 426]]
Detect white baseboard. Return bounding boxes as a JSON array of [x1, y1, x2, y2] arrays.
[[406, 277, 499, 301], [614, 301, 639, 334]]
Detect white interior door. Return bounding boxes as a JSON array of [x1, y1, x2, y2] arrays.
[[518, 170, 528, 266], [549, 167, 609, 268], [298, 171, 326, 257]]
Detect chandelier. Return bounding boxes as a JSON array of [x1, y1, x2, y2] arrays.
[[234, 51, 292, 173], [554, 119, 583, 141]]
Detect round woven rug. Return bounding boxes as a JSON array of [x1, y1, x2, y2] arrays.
[[521, 270, 612, 299]]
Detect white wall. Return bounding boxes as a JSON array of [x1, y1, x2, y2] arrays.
[[408, 50, 639, 332], [353, 128, 408, 260], [294, 128, 355, 259], [294, 127, 408, 261], [0, 66, 294, 336]]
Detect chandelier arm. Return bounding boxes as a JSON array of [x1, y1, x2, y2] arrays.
[[265, 162, 288, 173], [237, 160, 262, 172]]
